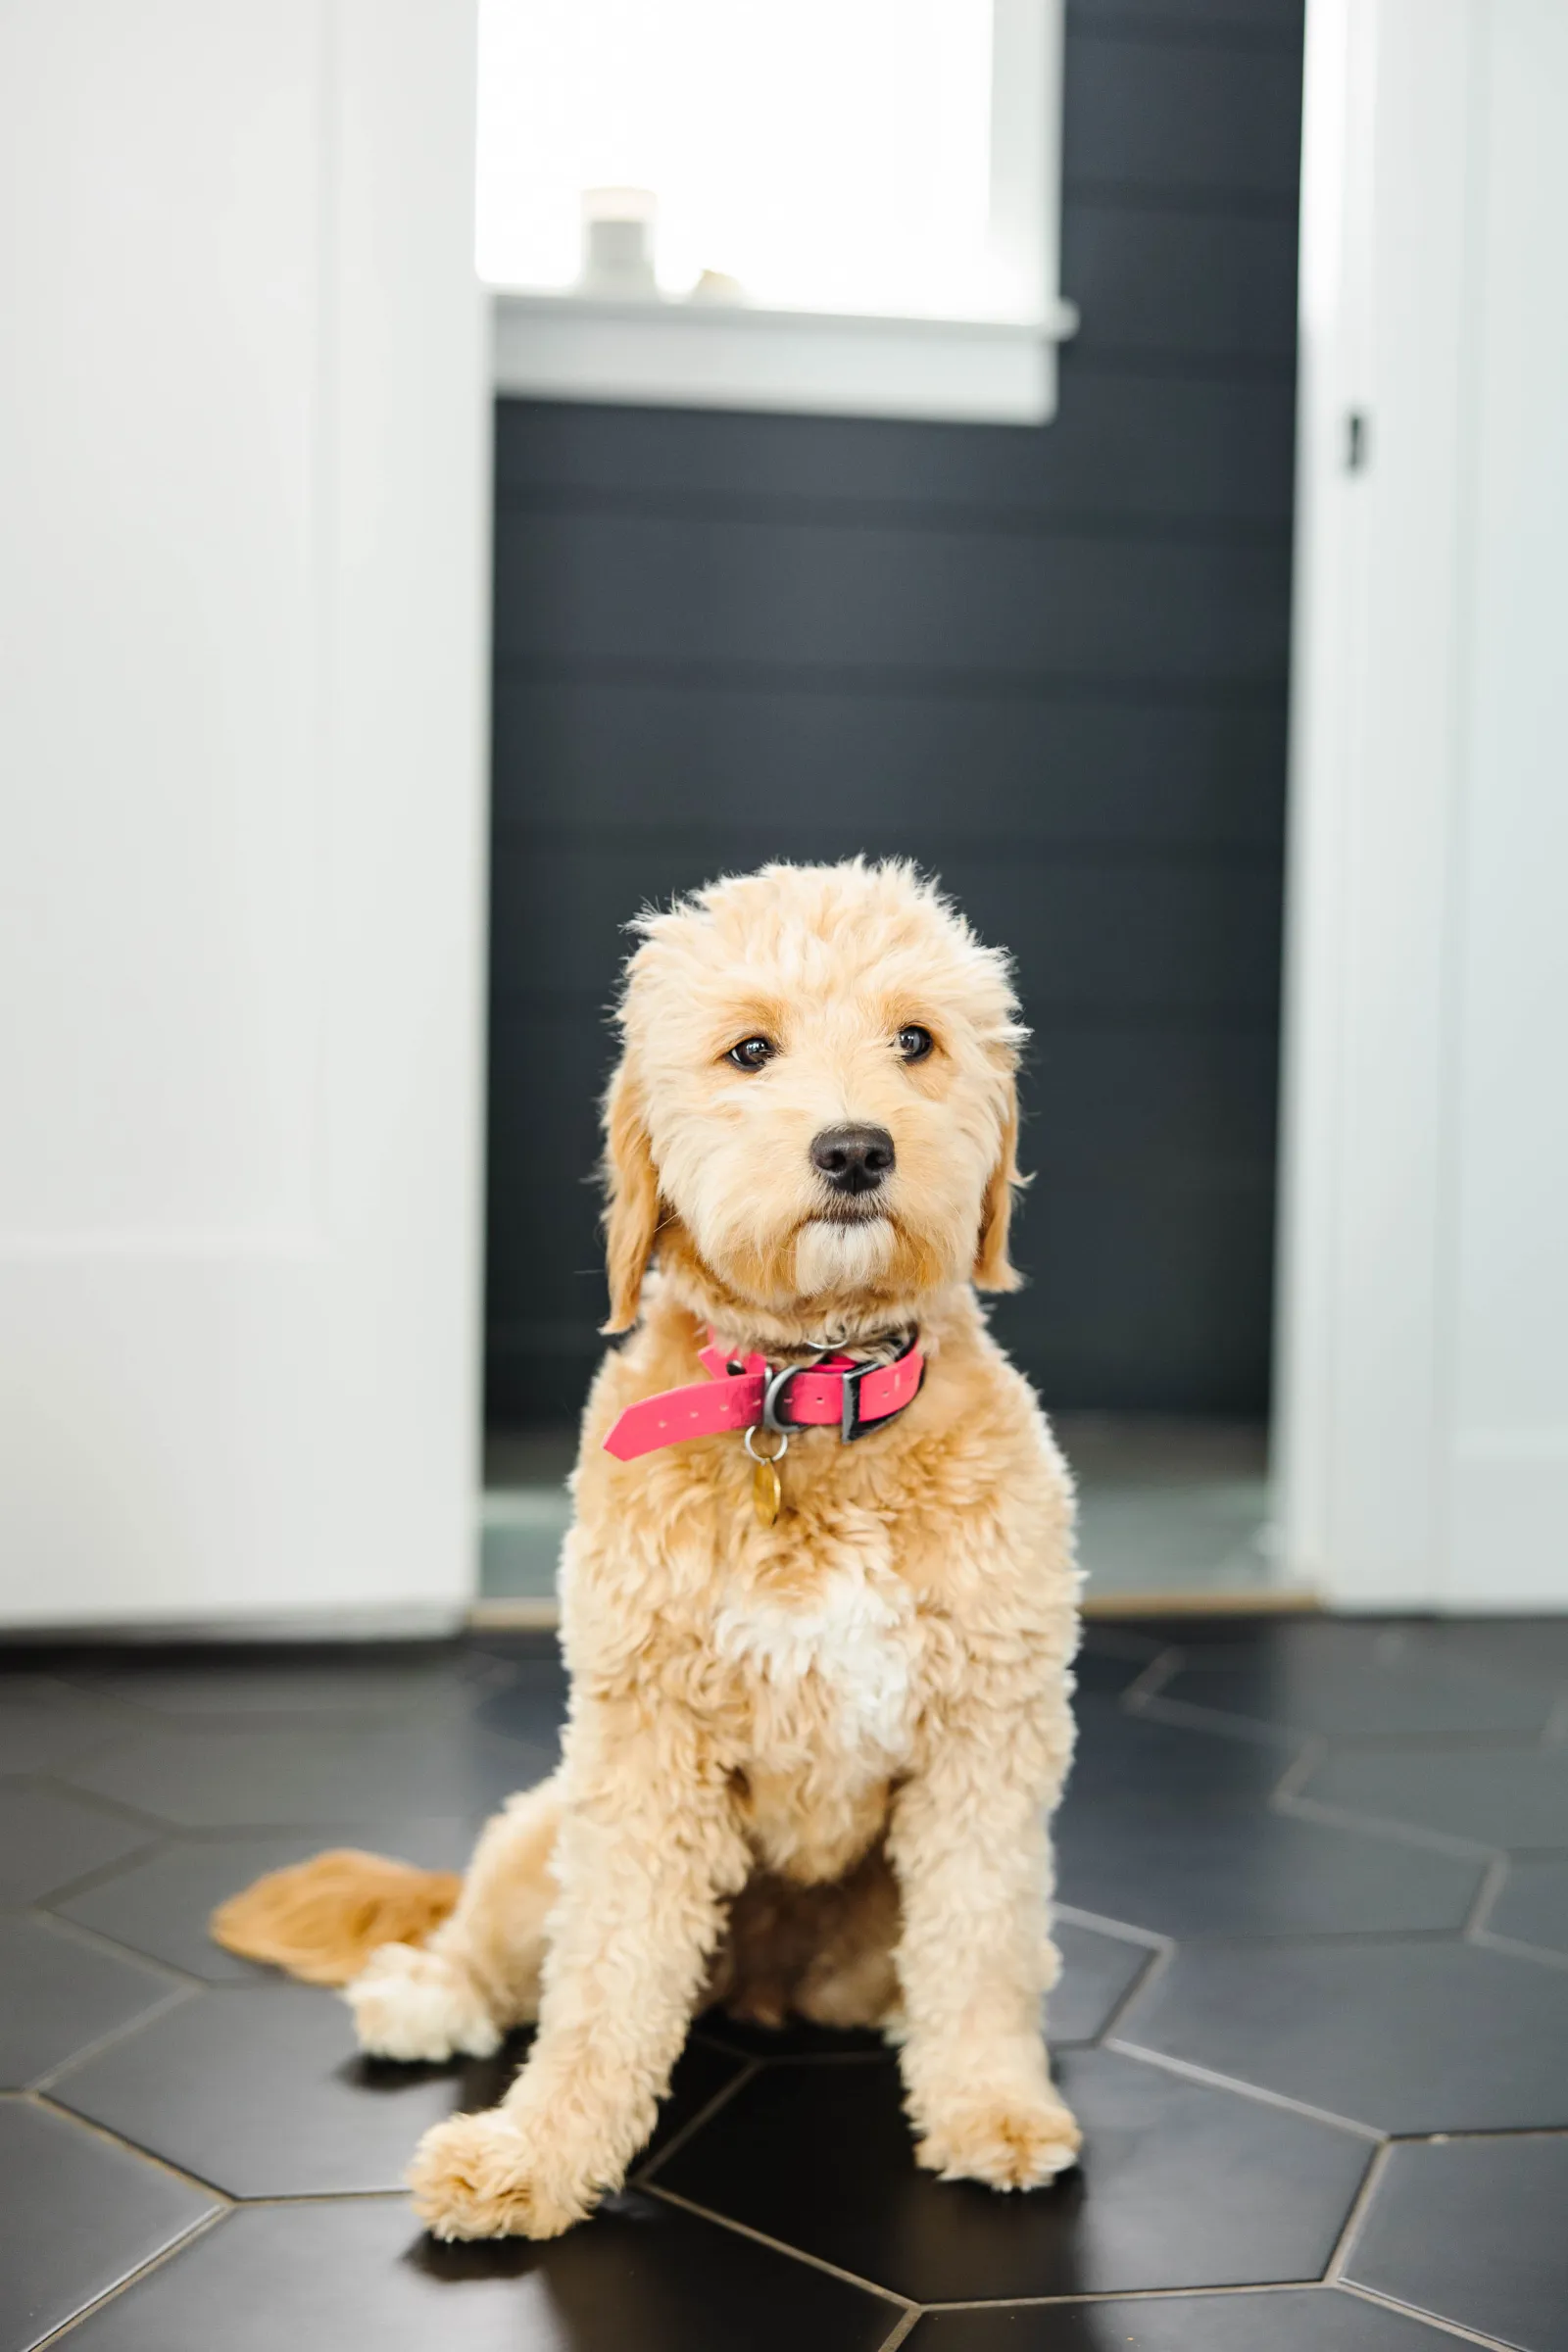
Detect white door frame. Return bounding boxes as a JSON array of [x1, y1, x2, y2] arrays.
[[1276, 0, 1568, 1612]]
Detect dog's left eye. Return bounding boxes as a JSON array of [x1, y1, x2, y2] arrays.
[[896, 1024, 934, 1062], [726, 1036, 775, 1071]]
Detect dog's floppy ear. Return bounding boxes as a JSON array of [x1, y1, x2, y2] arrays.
[[600, 1054, 662, 1333], [973, 1073, 1024, 1293]]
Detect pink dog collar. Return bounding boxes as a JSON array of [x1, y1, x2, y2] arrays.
[[604, 1332, 924, 1462]]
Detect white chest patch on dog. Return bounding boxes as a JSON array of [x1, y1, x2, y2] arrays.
[[713, 1571, 913, 1756]]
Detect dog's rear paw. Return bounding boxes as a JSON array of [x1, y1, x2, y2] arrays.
[[915, 2091, 1082, 2192], [346, 1943, 502, 2063], [409, 2110, 591, 2240]]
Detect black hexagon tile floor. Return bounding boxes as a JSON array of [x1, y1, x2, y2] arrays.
[[1121, 1937, 1568, 2133], [49, 1983, 740, 2198], [1055, 1796, 1485, 1939], [1300, 1741, 1568, 1851], [1344, 2133, 1568, 2352], [1486, 1854, 1568, 1955], [2, 1614, 1565, 2349], [651, 2049, 1371, 2302], [1153, 1624, 1556, 1740], [62, 1716, 555, 1830], [906, 2289, 1457, 2347], [0, 2098, 217, 2352], [0, 1914, 178, 2087], [0, 1787, 157, 1905], [56, 2190, 901, 2352]]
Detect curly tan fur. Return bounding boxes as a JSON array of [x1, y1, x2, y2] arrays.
[[219, 860, 1083, 2238]]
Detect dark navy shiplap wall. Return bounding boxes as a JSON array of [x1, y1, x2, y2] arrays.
[[484, 0, 1304, 1426]]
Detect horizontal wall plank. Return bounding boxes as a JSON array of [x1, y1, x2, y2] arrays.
[[496, 371, 1296, 528], [1067, 0, 1302, 42], [488, 843, 1283, 1017], [1063, 205, 1298, 368], [1064, 25, 1302, 199], [492, 512, 1292, 681], [491, 678, 1287, 851]]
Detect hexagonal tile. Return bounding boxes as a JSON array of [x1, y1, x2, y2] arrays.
[[1055, 1798, 1484, 1939], [0, 2096, 216, 2352], [69, 1644, 505, 1721], [650, 2047, 1370, 2302], [1068, 1695, 1298, 1808], [0, 1915, 179, 2087], [51, 1822, 486, 1982], [1486, 1855, 1568, 1956], [1346, 2133, 1568, 2352], [906, 2286, 1456, 2348], [1121, 1937, 1568, 2133], [0, 1787, 156, 1905], [63, 1718, 555, 1830], [1300, 1743, 1568, 1850], [0, 1674, 126, 1774], [50, 1984, 742, 2198], [58, 2188, 899, 2352], [1153, 1620, 1553, 1739], [1400, 1614, 1568, 1686]]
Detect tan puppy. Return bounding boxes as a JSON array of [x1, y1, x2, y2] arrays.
[[217, 858, 1082, 2239]]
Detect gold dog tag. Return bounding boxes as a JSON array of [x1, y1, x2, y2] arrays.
[[752, 1455, 782, 1527]]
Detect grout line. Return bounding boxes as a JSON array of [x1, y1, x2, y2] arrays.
[[1336, 2279, 1516, 2349], [24, 1834, 175, 1912], [1086, 1940, 1169, 2044], [21, 2089, 233, 2204], [1270, 1734, 1329, 1804], [216, 2188, 412, 2206], [1275, 1792, 1497, 1864], [1051, 1901, 1170, 1955], [922, 2280, 1327, 2312], [28, 2204, 230, 2350], [1324, 2137, 1391, 2278], [873, 2309, 923, 2351], [631, 2059, 761, 2183], [29, 1983, 200, 2092], [1119, 1651, 1181, 1707], [646, 2184, 914, 2310], [1462, 1854, 1509, 1939], [1104, 2039, 1385, 2142], [25, 1901, 211, 1992], [1470, 1927, 1568, 1975]]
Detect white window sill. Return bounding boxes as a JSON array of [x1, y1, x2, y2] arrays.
[[490, 291, 1080, 425]]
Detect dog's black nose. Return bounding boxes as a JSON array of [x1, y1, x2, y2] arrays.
[[809, 1123, 896, 1195]]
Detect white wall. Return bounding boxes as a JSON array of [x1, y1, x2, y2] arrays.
[[0, 0, 489, 1629], [1278, 0, 1568, 1610]]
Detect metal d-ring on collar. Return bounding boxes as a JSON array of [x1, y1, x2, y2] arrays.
[[760, 1352, 825, 1437], [758, 1329, 919, 1444]]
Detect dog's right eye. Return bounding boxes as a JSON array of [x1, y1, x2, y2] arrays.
[[725, 1036, 775, 1071]]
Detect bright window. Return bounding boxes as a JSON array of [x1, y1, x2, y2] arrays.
[[477, 0, 1054, 326]]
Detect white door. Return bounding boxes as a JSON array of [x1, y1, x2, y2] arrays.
[[0, 0, 489, 1630]]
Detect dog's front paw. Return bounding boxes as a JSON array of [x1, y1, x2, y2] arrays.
[[409, 2109, 595, 2240], [915, 2089, 1081, 2192], [346, 1944, 502, 2063]]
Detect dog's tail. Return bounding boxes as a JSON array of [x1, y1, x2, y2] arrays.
[[209, 1850, 463, 1986]]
